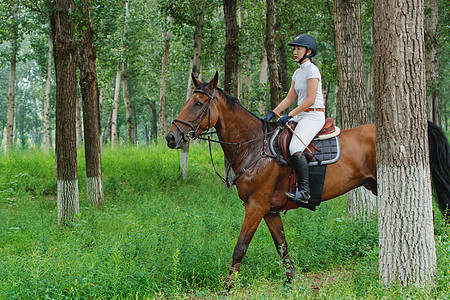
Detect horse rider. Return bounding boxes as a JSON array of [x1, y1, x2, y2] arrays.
[[264, 34, 325, 204]]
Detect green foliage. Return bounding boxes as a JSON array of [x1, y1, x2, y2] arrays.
[[0, 145, 449, 299]]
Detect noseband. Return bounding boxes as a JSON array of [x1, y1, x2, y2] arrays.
[[172, 88, 216, 141]]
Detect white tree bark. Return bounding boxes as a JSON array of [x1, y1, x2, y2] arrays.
[[111, 65, 121, 147], [86, 176, 104, 207], [6, 3, 18, 151], [43, 34, 52, 152], [76, 98, 83, 145], [347, 189, 377, 220], [58, 179, 79, 225], [373, 0, 436, 287]]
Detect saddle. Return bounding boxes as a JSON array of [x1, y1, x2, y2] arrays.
[[269, 118, 341, 213], [276, 117, 340, 165]]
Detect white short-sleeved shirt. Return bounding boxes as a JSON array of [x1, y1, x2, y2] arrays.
[[292, 60, 324, 109]]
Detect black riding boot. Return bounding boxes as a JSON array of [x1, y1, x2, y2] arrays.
[[286, 153, 310, 203]]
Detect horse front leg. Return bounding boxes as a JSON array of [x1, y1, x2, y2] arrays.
[[264, 211, 296, 283], [225, 201, 266, 290]]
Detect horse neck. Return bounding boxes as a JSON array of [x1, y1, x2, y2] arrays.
[[214, 98, 264, 169]]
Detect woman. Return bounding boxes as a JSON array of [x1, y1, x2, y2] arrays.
[[264, 34, 325, 204]]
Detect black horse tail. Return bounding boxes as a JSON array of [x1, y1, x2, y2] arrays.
[[428, 121, 450, 223]]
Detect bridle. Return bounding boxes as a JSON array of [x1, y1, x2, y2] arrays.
[[171, 87, 216, 142], [171, 87, 277, 188]]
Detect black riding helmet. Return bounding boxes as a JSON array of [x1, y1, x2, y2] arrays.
[[288, 34, 317, 63]]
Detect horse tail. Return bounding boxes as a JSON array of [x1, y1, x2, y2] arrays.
[[428, 121, 450, 223]]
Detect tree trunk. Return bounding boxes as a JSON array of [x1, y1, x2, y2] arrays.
[[121, 1, 133, 145], [103, 109, 112, 145], [76, 98, 83, 145], [122, 63, 133, 145], [6, 3, 18, 151], [48, 0, 80, 227], [181, 11, 204, 181], [78, 0, 104, 208], [151, 101, 157, 143], [323, 82, 331, 118], [265, 0, 280, 111], [278, 37, 289, 95], [43, 33, 52, 152], [334, 86, 339, 124], [223, 0, 238, 95], [373, 0, 436, 287], [334, 0, 376, 220], [425, 0, 440, 125], [33, 97, 40, 145], [258, 45, 268, 115], [158, 30, 171, 138], [244, 54, 252, 106], [185, 12, 204, 100], [111, 65, 121, 147]]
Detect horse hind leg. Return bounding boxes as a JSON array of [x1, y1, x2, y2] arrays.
[[264, 211, 296, 283]]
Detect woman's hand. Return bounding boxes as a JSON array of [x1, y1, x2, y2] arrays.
[[263, 111, 276, 122], [278, 114, 292, 127]]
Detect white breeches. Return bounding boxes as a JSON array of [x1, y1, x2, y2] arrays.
[[289, 111, 325, 155]]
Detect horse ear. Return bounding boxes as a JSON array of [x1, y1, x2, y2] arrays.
[[208, 71, 219, 89], [192, 73, 202, 88]]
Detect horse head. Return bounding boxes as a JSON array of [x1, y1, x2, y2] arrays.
[[166, 72, 220, 149]]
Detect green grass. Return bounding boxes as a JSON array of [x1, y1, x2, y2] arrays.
[[0, 143, 449, 299]]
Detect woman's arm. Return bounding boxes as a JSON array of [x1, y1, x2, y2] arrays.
[[288, 78, 319, 117], [273, 81, 297, 115]]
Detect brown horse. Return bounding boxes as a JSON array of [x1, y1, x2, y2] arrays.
[[166, 73, 450, 288]]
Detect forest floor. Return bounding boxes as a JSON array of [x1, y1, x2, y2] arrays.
[[0, 144, 449, 299]]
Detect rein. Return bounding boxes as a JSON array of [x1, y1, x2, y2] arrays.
[[172, 87, 276, 188], [198, 124, 276, 188]]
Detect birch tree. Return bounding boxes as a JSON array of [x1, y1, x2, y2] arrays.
[[43, 33, 52, 152], [6, 3, 18, 151]]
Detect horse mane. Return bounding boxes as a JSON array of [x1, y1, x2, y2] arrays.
[[195, 83, 280, 132]]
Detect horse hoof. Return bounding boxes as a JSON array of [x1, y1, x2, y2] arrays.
[[223, 276, 235, 291]]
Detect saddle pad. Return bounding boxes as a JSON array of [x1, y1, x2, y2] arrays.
[[308, 136, 341, 166], [269, 127, 341, 167]]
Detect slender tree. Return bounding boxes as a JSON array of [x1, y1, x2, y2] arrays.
[[48, 0, 80, 226], [333, 0, 376, 220], [265, 0, 280, 110], [158, 26, 171, 138], [181, 10, 205, 180], [258, 44, 268, 115], [425, 0, 440, 125], [76, 98, 83, 145], [122, 0, 133, 145], [223, 0, 238, 95], [111, 65, 121, 147], [373, 0, 436, 287], [43, 33, 52, 152], [6, 3, 18, 151]]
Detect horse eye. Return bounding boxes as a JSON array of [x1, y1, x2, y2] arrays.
[[195, 101, 203, 107]]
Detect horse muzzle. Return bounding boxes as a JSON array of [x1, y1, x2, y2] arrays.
[[166, 131, 185, 149]]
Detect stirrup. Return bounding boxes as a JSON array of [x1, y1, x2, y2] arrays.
[[286, 191, 310, 204]]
